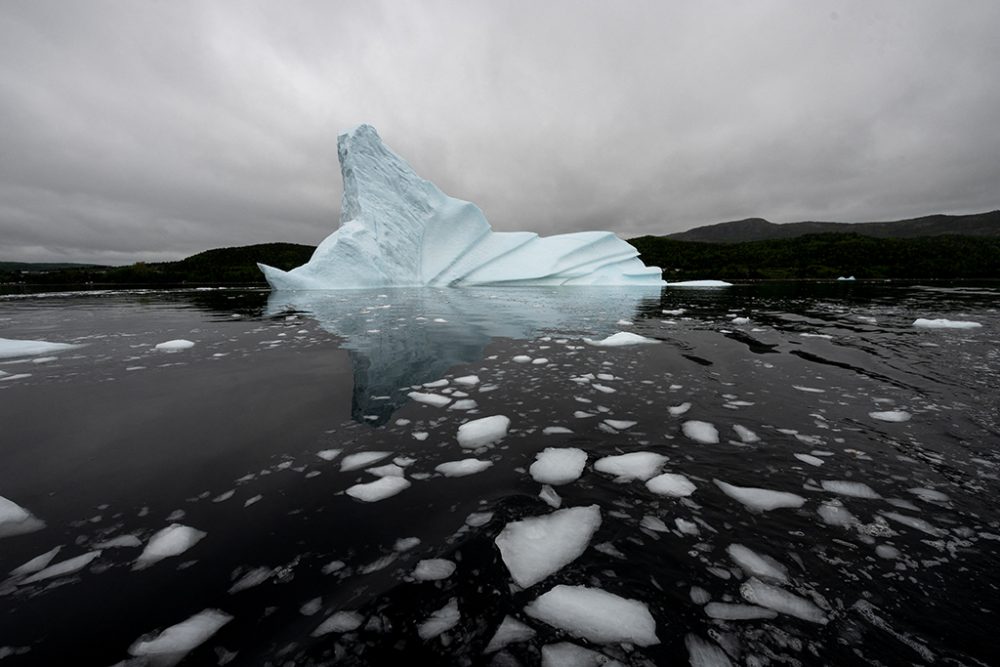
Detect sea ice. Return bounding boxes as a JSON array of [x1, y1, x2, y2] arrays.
[[524, 585, 659, 645], [412, 559, 456, 581], [484, 616, 536, 653], [682, 420, 719, 444], [542, 426, 574, 435], [154, 339, 195, 352], [134, 525, 206, 569], [583, 332, 659, 347], [817, 502, 857, 528], [821, 480, 881, 499], [686, 634, 734, 667], [912, 318, 982, 329], [495, 505, 601, 587], [869, 410, 911, 422], [732, 424, 760, 443], [668, 402, 692, 416], [726, 544, 788, 583], [794, 453, 824, 466], [704, 602, 777, 621], [408, 391, 451, 407], [228, 567, 273, 593], [594, 452, 667, 481], [664, 280, 732, 287], [20, 550, 102, 584], [417, 598, 461, 640], [530, 448, 587, 485], [313, 611, 364, 636], [453, 375, 480, 386], [540, 642, 621, 667], [0, 337, 79, 359], [909, 487, 949, 502], [340, 451, 392, 471], [345, 477, 411, 502], [881, 511, 942, 536], [714, 480, 806, 512], [129, 609, 232, 663], [740, 578, 827, 624], [645, 472, 696, 497], [0, 495, 45, 538], [10, 546, 61, 577], [434, 459, 493, 477], [456, 415, 510, 448]]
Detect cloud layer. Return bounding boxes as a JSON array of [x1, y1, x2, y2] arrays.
[[2, 1, 998, 263]]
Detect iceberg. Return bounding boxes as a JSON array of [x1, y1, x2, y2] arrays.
[[259, 125, 664, 289]]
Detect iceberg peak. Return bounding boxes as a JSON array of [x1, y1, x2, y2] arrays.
[[260, 125, 664, 289]]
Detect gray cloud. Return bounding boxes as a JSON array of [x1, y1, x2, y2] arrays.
[[1, 0, 998, 263]]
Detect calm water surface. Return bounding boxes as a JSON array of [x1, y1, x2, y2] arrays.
[[0, 283, 998, 666]]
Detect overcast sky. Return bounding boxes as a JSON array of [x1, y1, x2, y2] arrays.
[[2, 1, 999, 264]]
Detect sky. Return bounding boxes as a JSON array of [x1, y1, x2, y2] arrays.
[[1, 1, 999, 264]]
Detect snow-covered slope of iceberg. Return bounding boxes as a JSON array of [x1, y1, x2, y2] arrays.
[[259, 125, 664, 289]]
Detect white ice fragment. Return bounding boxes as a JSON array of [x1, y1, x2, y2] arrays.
[[869, 410, 911, 423], [417, 598, 461, 640], [731, 317, 750, 325], [583, 332, 659, 347], [541, 642, 621, 667], [453, 375, 480, 386], [228, 567, 272, 593], [465, 511, 494, 527], [134, 525, 206, 569], [664, 280, 732, 287], [794, 453, 824, 467], [129, 609, 232, 662], [20, 550, 102, 584], [909, 487, 949, 503], [300, 598, 322, 616], [456, 415, 510, 448], [686, 633, 734, 667], [484, 616, 536, 653], [646, 472, 696, 497], [423, 378, 449, 388], [530, 448, 587, 485], [394, 537, 421, 551], [821, 480, 881, 499], [817, 502, 857, 528], [714, 480, 806, 512], [876, 544, 901, 559], [726, 544, 788, 583], [495, 505, 602, 587], [10, 546, 61, 576], [367, 463, 404, 477], [316, 449, 342, 461], [435, 459, 493, 477], [732, 424, 760, 443], [95, 534, 143, 549], [668, 402, 692, 416], [594, 452, 667, 481], [740, 578, 827, 624], [346, 477, 411, 502], [340, 451, 392, 472], [0, 495, 45, 538], [542, 426, 573, 435], [682, 420, 719, 444], [641, 515, 669, 532], [313, 611, 364, 636], [881, 511, 943, 536], [792, 385, 825, 393], [154, 339, 195, 352], [912, 318, 982, 329], [704, 602, 777, 621], [662, 308, 686, 315], [449, 399, 479, 411], [0, 337, 80, 359], [412, 559, 456, 581], [513, 355, 532, 363], [524, 585, 659, 645], [408, 391, 451, 407], [539, 484, 562, 508], [603, 419, 636, 430], [412, 432, 429, 441]]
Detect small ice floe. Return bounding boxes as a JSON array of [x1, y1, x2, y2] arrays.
[[704, 602, 777, 621], [714, 480, 806, 512], [732, 424, 760, 443], [532, 358, 549, 365], [869, 410, 911, 423], [495, 505, 601, 587], [423, 379, 449, 388], [530, 448, 587, 485], [792, 385, 825, 393], [594, 452, 667, 482], [740, 578, 826, 624], [731, 317, 750, 325], [134, 525, 206, 570], [583, 332, 659, 347], [876, 544, 901, 559], [513, 355, 532, 363], [316, 449, 342, 461], [646, 472, 696, 497], [726, 544, 788, 583], [880, 511, 943, 536], [817, 501, 857, 528], [484, 616, 536, 653], [602, 419, 635, 430], [154, 339, 195, 352], [821, 480, 881, 499], [340, 451, 392, 472], [300, 598, 322, 616], [541, 642, 616, 666], [912, 318, 982, 329], [367, 463, 404, 478], [417, 598, 461, 640], [394, 537, 421, 551], [0, 337, 80, 359], [682, 420, 719, 444], [129, 609, 232, 662], [456, 415, 510, 448], [453, 375, 480, 386], [407, 391, 451, 408], [312, 611, 364, 636], [542, 426, 573, 435], [909, 487, 949, 503], [94, 534, 143, 549], [449, 399, 478, 411], [686, 634, 734, 667], [345, 477, 411, 502], [20, 550, 102, 584], [228, 567, 272, 593], [0, 495, 45, 538], [524, 585, 659, 645], [434, 459, 492, 477], [664, 280, 732, 288], [539, 485, 562, 508], [412, 559, 456, 581], [662, 308, 686, 315], [794, 453, 824, 467], [10, 546, 61, 577], [668, 402, 692, 416], [837, 276, 856, 281]]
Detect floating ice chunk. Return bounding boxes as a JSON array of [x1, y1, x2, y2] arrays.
[[10, 546, 61, 576], [300, 598, 322, 616], [465, 511, 494, 527], [794, 453, 824, 467], [662, 308, 686, 315], [731, 317, 750, 325], [726, 544, 788, 583], [876, 544, 901, 559], [456, 415, 510, 448], [423, 379, 449, 388], [675, 518, 700, 536], [495, 505, 602, 587], [668, 402, 692, 416], [484, 616, 536, 653], [821, 480, 881, 499], [228, 567, 272, 593], [641, 515, 669, 532], [837, 276, 855, 281], [134, 525, 206, 569], [541, 642, 621, 667], [912, 318, 982, 329], [664, 280, 732, 287], [532, 358, 549, 365], [869, 410, 911, 423], [881, 511, 942, 536], [682, 420, 719, 444], [0, 495, 45, 538], [0, 337, 80, 359], [313, 611, 364, 636], [95, 534, 143, 549], [909, 487, 949, 502], [408, 391, 451, 407], [394, 537, 421, 551], [524, 585, 659, 645], [646, 472, 696, 497], [594, 452, 667, 481], [543, 426, 573, 435], [792, 385, 825, 393], [316, 449, 342, 461], [583, 332, 659, 347], [704, 602, 777, 621], [346, 477, 411, 502], [21, 550, 102, 584], [603, 419, 635, 430], [732, 424, 760, 443], [412, 559, 456, 581], [367, 463, 405, 477], [530, 448, 587, 485], [417, 598, 461, 640], [714, 480, 806, 512], [689, 586, 711, 605], [435, 459, 493, 477], [513, 355, 532, 363], [740, 578, 826, 624], [449, 399, 478, 410], [453, 375, 480, 386], [154, 339, 195, 352], [412, 432, 429, 441], [340, 451, 392, 471], [129, 609, 232, 663], [817, 502, 857, 528], [686, 633, 734, 667], [539, 485, 562, 508]]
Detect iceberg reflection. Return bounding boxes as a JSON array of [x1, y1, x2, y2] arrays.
[[265, 287, 661, 424]]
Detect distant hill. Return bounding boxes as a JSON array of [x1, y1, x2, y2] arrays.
[[667, 210, 1000, 243]]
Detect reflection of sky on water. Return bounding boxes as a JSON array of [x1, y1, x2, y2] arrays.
[[265, 287, 661, 424]]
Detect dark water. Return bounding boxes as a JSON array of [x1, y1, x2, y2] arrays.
[[0, 283, 998, 666]]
